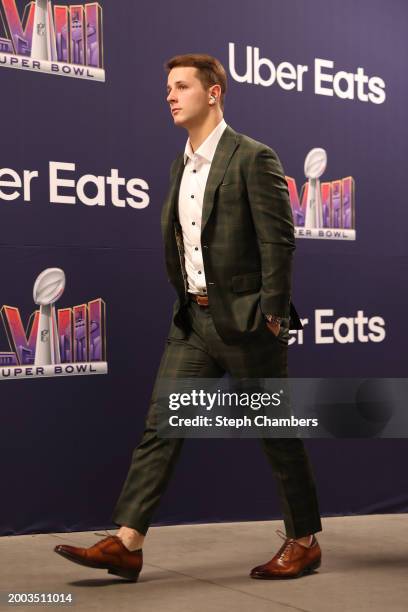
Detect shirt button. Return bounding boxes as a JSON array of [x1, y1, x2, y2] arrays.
[[198, 271, 202, 274], [192, 221, 195, 226], [193, 169, 197, 173], [191, 194, 195, 198], [195, 247, 198, 251]]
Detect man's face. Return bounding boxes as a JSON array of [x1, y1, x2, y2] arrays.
[[166, 66, 210, 128]]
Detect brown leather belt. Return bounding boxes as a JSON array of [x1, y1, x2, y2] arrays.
[[188, 293, 209, 306]]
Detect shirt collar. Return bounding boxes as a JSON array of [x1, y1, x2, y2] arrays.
[[183, 118, 228, 165]]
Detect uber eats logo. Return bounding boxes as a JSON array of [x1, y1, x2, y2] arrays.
[[229, 42, 386, 104]]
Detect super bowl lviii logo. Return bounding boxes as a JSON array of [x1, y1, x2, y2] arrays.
[[0, 268, 108, 380], [287, 148, 356, 240], [0, 0, 104, 81]]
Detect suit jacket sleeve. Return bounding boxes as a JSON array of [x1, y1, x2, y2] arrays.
[[246, 146, 295, 319]]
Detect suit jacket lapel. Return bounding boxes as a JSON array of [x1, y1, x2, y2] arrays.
[[161, 153, 185, 233], [162, 125, 240, 239], [201, 126, 240, 233]]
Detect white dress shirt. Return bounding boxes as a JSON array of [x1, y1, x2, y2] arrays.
[[178, 118, 228, 294]]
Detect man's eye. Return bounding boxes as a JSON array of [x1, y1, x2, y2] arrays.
[[167, 85, 187, 95]]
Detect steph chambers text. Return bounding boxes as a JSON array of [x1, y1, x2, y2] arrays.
[[168, 415, 318, 428]]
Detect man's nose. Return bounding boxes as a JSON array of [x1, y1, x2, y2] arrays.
[[167, 90, 176, 103]]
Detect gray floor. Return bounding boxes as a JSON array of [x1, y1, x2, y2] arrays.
[[1, 514, 407, 612]]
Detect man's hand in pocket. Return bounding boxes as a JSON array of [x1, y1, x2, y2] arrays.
[[266, 320, 281, 337]]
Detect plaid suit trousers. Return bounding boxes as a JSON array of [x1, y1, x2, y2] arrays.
[[112, 300, 322, 538]]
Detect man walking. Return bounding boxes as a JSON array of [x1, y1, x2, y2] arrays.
[[55, 53, 322, 582]]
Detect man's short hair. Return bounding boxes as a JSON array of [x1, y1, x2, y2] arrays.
[[165, 53, 227, 110]]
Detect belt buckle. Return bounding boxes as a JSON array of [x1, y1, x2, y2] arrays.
[[196, 294, 208, 306]]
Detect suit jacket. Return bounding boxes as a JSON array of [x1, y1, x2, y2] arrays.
[[161, 124, 303, 344]]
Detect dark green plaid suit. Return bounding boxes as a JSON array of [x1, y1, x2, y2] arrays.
[[163, 125, 303, 343], [112, 125, 322, 538]]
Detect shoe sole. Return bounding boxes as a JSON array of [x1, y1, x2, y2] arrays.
[[250, 559, 321, 580], [54, 547, 140, 582]]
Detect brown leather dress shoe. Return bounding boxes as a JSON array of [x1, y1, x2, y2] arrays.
[[54, 535, 143, 582], [250, 530, 321, 579]]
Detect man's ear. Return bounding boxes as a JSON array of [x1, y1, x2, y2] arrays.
[[209, 84, 222, 99]]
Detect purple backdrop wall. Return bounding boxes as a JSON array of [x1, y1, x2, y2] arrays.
[[0, 0, 407, 535]]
